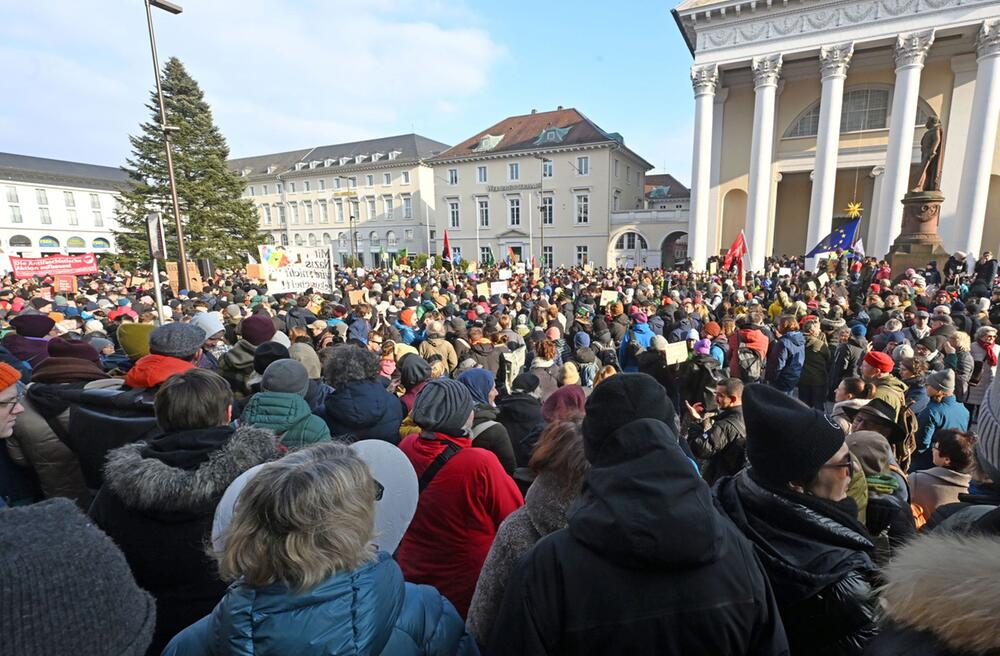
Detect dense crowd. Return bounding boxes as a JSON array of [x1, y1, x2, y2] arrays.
[[1, 247, 1000, 656]]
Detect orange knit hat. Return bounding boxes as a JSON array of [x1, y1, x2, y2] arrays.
[[0, 362, 21, 390]]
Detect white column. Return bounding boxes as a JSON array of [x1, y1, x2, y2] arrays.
[[746, 54, 782, 272], [956, 20, 1000, 266], [688, 63, 719, 270], [866, 166, 886, 250], [939, 54, 979, 250], [707, 87, 729, 259], [806, 43, 854, 269], [874, 29, 935, 258]]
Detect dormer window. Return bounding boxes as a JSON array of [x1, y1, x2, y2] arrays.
[[324, 159, 335, 167], [294, 162, 306, 171], [240, 167, 252, 177], [371, 152, 383, 162], [354, 155, 366, 164], [471, 134, 504, 152], [339, 157, 351, 166], [266, 165, 277, 174], [533, 126, 572, 145], [388, 150, 402, 161], [309, 161, 320, 169]]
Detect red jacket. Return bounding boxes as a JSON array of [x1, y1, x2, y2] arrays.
[[395, 432, 523, 618], [728, 327, 770, 377]]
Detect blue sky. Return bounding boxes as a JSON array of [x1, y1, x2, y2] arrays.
[[0, 0, 695, 183]]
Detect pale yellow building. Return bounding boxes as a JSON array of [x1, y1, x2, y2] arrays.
[[673, 0, 1000, 271], [429, 108, 652, 267], [229, 134, 449, 266]]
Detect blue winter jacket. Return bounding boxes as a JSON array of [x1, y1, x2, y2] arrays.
[[163, 552, 478, 656], [394, 320, 425, 347], [915, 395, 970, 455], [765, 331, 805, 392], [316, 379, 404, 445], [618, 323, 655, 372]]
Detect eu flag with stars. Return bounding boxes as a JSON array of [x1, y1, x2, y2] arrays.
[[806, 218, 861, 257]]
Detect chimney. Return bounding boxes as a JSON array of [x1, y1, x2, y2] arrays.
[[531, 109, 537, 114]]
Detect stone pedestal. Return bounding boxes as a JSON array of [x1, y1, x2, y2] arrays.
[[886, 190, 949, 270]]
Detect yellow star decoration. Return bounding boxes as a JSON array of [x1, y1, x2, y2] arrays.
[[845, 201, 863, 219]]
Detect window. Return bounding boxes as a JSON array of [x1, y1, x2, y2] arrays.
[[370, 231, 381, 248], [367, 197, 376, 219], [626, 166, 631, 183], [404, 229, 414, 241], [276, 183, 284, 194], [305, 202, 314, 224], [5, 186, 17, 203], [9, 234, 30, 247], [304, 181, 310, 192], [323, 232, 332, 244], [278, 204, 287, 224], [39, 208, 51, 224], [478, 199, 490, 228], [542, 160, 553, 178], [401, 171, 410, 185], [289, 182, 296, 193], [295, 233, 304, 246], [576, 156, 589, 176], [350, 199, 359, 220], [93, 211, 103, 227], [349, 177, 357, 188], [403, 196, 412, 219], [541, 195, 553, 225], [387, 231, 398, 247], [477, 166, 487, 183], [67, 236, 86, 249], [614, 159, 620, 178], [308, 233, 317, 246], [384, 197, 394, 220], [365, 174, 374, 187], [575, 193, 590, 224], [508, 162, 519, 181], [319, 201, 329, 223], [480, 246, 492, 263], [262, 184, 269, 195], [542, 245, 553, 269], [449, 200, 460, 228], [280, 233, 289, 246], [263, 205, 272, 225], [452, 246, 462, 262], [338, 232, 348, 249], [63, 191, 76, 207], [383, 172, 391, 186], [10, 206, 22, 223], [36, 189, 48, 205], [448, 169, 458, 185], [67, 209, 78, 225], [335, 199, 344, 223], [319, 179, 326, 191], [786, 87, 935, 138], [291, 203, 300, 224], [576, 245, 589, 265], [508, 197, 521, 226], [615, 232, 648, 250], [334, 178, 341, 189]]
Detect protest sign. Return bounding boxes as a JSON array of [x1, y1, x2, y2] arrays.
[[514, 263, 525, 274], [347, 288, 368, 306], [498, 268, 511, 280], [806, 281, 817, 291], [10, 253, 98, 279], [490, 280, 508, 296], [53, 275, 78, 294], [600, 290, 618, 307], [165, 261, 204, 293], [817, 273, 830, 287], [778, 267, 792, 277], [664, 342, 689, 366], [708, 261, 718, 275], [258, 245, 334, 294], [476, 282, 489, 297]]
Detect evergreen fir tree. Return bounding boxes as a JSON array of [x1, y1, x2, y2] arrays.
[[115, 57, 260, 267]]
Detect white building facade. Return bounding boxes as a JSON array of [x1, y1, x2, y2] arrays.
[[673, 0, 1000, 270], [430, 108, 652, 268], [229, 134, 449, 266], [0, 153, 126, 257]]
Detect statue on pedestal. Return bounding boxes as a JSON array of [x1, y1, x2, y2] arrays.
[[911, 117, 943, 193]]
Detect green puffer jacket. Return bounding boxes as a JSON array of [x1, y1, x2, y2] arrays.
[[240, 391, 331, 449]]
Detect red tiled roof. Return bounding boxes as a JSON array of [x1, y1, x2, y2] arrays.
[[645, 173, 690, 198]]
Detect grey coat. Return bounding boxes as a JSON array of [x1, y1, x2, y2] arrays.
[[466, 471, 575, 646]]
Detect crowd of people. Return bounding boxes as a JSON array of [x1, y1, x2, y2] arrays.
[[1, 246, 1000, 655]]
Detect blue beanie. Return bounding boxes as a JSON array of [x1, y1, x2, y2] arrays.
[[574, 332, 591, 348], [850, 324, 867, 337]]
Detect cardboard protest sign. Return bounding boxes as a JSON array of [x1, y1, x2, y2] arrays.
[[489, 280, 508, 296], [817, 273, 830, 287], [664, 341, 689, 366], [476, 282, 489, 297], [600, 290, 618, 307], [498, 269, 511, 281], [347, 288, 368, 306], [166, 261, 203, 293]]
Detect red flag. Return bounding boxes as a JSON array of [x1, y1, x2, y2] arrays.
[[723, 231, 747, 284], [441, 230, 452, 267]]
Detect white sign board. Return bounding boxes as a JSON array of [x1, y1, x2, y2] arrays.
[[778, 267, 792, 277], [258, 245, 334, 294], [490, 280, 509, 296], [498, 268, 512, 280]]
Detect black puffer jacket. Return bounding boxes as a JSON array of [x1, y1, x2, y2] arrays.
[[486, 419, 789, 656], [471, 404, 516, 475], [688, 405, 746, 485], [830, 335, 868, 392], [715, 469, 879, 656], [496, 393, 543, 468]]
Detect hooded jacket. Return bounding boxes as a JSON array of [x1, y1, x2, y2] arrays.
[[317, 379, 404, 445], [729, 327, 770, 378], [617, 322, 655, 372], [419, 337, 458, 373], [800, 333, 831, 387], [471, 404, 517, 475], [765, 331, 805, 392], [89, 425, 278, 655], [496, 393, 544, 467], [486, 419, 788, 656], [218, 339, 257, 397], [163, 551, 477, 656], [715, 470, 879, 655], [240, 391, 331, 449]]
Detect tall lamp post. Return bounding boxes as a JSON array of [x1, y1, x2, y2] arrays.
[[144, 0, 189, 290], [533, 155, 551, 268]]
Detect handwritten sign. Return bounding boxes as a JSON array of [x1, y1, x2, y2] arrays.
[[476, 282, 489, 297], [600, 290, 618, 307], [347, 288, 368, 306], [258, 245, 334, 294], [664, 341, 689, 366], [498, 269, 511, 281], [817, 273, 830, 287], [490, 280, 508, 296]]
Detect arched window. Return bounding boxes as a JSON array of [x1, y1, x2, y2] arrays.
[[92, 237, 111, 249], [294, 233, 304, 246], [386, 230, 398, 248], [322, 232, 332, 245], [307, 233, 317, 246], [338, 232, 347, 249], [9, 235, 32, 248], [369, 231, 380, 248], [280, 233, 289, 246], [263, 233, 276, 245], [785, 87, 938, 138], [39, 235, 60, 249], [615, 231, 648, 250], [67, 236, 86, 249]]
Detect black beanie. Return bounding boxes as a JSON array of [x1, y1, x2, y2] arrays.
[[743, 383, 845, 486], [398, 353, 432, 389], [253, 341, 291, 375], [581, 373, 675, 462]]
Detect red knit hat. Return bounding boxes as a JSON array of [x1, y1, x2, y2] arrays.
[[864, 351, 894, 374], [0, 362, 20, 390]]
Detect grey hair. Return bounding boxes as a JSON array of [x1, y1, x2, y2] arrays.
[[426, 320, 445, 338], [217, 442, 376, 591], [323, 345, 380, 386], [975, 325, 998, 340]]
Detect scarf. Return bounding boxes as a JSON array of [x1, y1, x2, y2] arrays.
[[979, 341, 998, 367]]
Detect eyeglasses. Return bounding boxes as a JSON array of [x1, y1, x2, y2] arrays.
[[0, 393, 24, 409], [821, 457, 854, 477], [373, 479, 384, 501]]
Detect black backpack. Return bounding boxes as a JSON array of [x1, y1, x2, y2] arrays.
[[625, 329, 646, 362], [735, 333, 763, 382]]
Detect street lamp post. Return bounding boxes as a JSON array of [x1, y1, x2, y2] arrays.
[[533, 155, 551, 269], [349, 214, 357, 266], [143, 0, 189, 290]]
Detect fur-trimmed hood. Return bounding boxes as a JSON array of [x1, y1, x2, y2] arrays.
[[880, 532, 1000, 654], [103, 425, 278, 513]]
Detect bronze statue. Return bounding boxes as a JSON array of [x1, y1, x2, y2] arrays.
[[911, 117, 943, 192]]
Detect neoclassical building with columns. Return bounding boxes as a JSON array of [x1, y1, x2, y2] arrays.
[[673, 0, 1000, 271]]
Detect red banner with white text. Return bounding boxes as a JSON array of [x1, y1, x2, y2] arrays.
[[9, 253, 99, 279]]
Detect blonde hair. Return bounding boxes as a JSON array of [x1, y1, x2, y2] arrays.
[[952, 331, 971, 351], [593, 365, 618, 387], [218, 443, 376, 591]]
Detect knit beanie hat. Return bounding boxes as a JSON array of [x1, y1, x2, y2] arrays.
[[743, 383, 845, 486], [288, 342, 322, 379], [261, 359, 310, 397], [398, 353, 432, 389], [148, 323, 206, 359], [0, 498, 155, 655], [116, 323, 154, 361], [864, 351, 894, 374], [240, 314, 277, 346], [559, 362, 581, 386], [87, 336, 114, 354], [694, 338, 712, 355], [926, 368, 955, 394], [84, 319, 105, 335], [458, 368, 496, 406], [0, 362, 20, 391], [542, 384, 587, 422], [47, 336, 100, 364], [704, 321, 722, 338], [190, 312, 225, 339], [253, 341, 291, 375], [10, 313, 55, 338], [630, 311, 648, 324], [851, 324, 867, 337], [581, 373, 674, 462], [412, 378, 475, 437], [650, 335, 669, 352], [574, 332, 591, 348], [511, 372, 540, 394]]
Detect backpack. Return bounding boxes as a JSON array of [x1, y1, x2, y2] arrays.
[[625, 329, 646, 362], [735, 333, 764, 382]]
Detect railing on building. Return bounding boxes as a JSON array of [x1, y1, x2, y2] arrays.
[[610, 208, 688, 225]]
